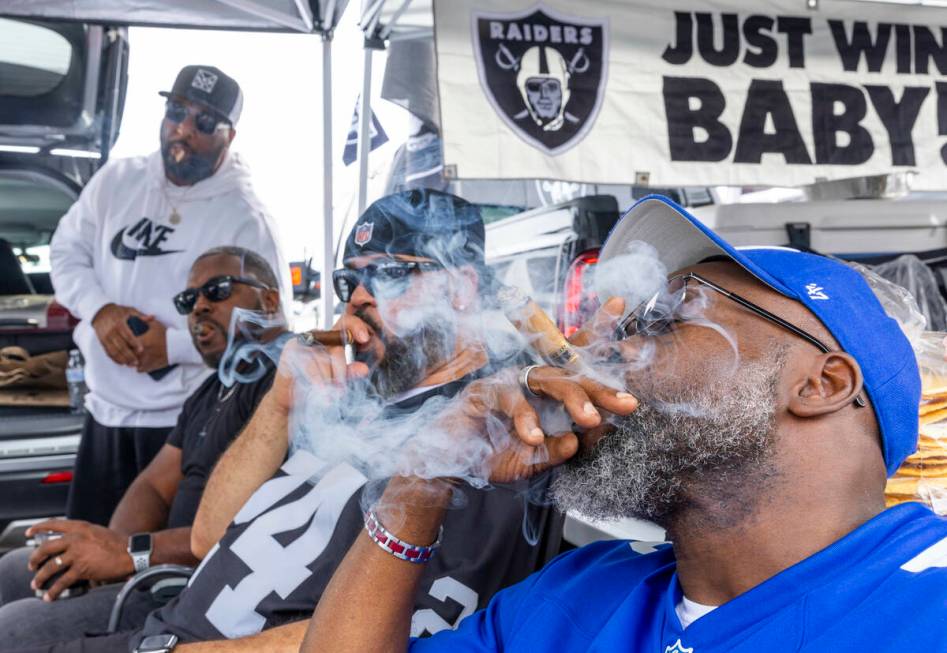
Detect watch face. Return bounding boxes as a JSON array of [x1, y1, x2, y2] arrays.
[[137, 633, 178, 652], [129, 533, 152, 554]]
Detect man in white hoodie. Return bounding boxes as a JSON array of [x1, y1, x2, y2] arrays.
[[49, 65, 292, 526]]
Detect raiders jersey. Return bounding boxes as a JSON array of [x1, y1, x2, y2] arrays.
[[138, 377, 564, 644]]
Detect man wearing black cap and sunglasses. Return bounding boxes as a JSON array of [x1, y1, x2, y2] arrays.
[[50, 65, 292, 527], [0, 247, 288, 647]]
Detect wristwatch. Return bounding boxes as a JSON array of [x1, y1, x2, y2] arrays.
[[127, 533, 153, 573], [135, 634, 178, 653]]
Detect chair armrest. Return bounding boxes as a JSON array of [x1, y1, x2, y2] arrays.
[[107, 564, 194, 633]]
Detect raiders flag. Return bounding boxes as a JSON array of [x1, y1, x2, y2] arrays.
[[434, 0, 947, 189], [473, 7, 607, 155]]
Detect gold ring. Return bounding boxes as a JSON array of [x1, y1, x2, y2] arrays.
[[55, 556, 63, 566]]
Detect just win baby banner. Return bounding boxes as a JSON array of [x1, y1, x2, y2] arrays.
[[433, 0, 947, 188]]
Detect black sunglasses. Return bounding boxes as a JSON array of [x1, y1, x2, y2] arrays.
[[616, 272, 866, 408], [164, 100, 229, 135], [332, 261, 444, 303], [173, 275, 269, 315]]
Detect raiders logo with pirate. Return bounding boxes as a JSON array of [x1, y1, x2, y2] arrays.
[[472, 5, 608, 155]]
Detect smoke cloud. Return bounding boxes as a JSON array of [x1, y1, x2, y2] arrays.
[[218, 230, 745, 541]]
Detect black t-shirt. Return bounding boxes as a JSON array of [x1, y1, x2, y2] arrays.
[[164, 364, 275, 528], [139, 373, 564, 645]]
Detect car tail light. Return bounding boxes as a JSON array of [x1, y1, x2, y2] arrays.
[[559, 249, 600, 339], [46, 301, 78, 330], [41, 471, 73, 484]]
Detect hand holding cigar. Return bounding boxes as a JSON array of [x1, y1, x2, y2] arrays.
[[297, 329, 355, 364]]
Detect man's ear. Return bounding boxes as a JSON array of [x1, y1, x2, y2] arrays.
[[450, 265, 479, 311], [788, 352, 864, 417], [261, 289, 280, 314], [227, 127, 237, 145]]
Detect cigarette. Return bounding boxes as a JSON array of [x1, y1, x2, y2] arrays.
[[299, 329, 356, 364], [497, 284, 582, 372]]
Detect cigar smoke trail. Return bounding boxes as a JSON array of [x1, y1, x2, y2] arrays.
[[276, 224, 744, 543], [218, 308, 290, 387]]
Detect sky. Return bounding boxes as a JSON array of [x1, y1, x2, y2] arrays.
[[110, 11, 410, 266]]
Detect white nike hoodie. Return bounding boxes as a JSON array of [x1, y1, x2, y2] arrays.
[[50, 150, 292, 428]]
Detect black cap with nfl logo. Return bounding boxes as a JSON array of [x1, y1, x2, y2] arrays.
[[159, 65, 244, 125], [343, 190, 485, 268]]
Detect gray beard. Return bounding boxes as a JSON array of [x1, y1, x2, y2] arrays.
[[550, 356, 782, 528]]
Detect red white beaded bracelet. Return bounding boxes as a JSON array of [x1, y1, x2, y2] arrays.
[[364, 510, 443, 564]]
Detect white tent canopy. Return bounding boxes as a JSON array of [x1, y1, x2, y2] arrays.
[[0, 0, 339, 33], [361, 0, 431, 41]]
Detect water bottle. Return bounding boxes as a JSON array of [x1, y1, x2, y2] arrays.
[[66, 349, 88, 415]]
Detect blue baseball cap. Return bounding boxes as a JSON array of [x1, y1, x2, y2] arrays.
[[598, 195, 920, 476]]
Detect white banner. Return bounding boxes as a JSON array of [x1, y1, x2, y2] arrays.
[[433, 0, 947, 189]]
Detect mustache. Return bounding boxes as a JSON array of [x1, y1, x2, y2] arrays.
[[354, 309, 384, 338]]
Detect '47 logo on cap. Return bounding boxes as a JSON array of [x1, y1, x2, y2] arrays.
[[354, 222, 374, 246], [805, 283, 829, 300]]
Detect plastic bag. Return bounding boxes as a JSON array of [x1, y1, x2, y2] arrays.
[[871, 255, 947, 332], [885, 331, 947, 514], [846, 259, 928, 347]]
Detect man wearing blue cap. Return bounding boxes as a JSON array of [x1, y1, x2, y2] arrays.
[[301, 195, 946, 652]]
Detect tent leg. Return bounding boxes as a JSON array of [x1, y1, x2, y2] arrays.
[[357, 45, 374, 216], [320, 33, 335, 329]]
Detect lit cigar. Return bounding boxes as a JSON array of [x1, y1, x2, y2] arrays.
[[297, 329, 355, 364], [496, 284, 583, 372]]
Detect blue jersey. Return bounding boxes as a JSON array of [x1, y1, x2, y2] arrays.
[[410, 503, 947, 652]]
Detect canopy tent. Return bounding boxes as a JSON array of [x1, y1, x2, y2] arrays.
[[0, 0, 336, 32], [1, 0, 349, 326], [351, 1, 432, 216]]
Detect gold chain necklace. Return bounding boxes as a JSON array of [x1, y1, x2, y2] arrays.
[[162, 180, 195, 226]]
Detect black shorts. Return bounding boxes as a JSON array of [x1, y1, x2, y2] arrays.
[[66, 416, 172, 526]]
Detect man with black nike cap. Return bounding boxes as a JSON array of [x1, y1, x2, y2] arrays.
[[50, 65, 292, 526]]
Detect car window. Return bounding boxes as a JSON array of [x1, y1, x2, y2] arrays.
[[19, 245, 51, 274], [0, 19, 72, 97], [526, 255, 558, 308], [488, 260, 513, 284]]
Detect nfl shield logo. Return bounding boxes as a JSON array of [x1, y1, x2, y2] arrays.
[[354, 222, 374, 247], [472, 5, 608, 155]]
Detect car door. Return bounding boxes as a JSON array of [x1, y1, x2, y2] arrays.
[[0, 16, 129, 552]]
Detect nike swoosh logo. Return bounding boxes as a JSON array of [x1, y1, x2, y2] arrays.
[[110, 227, 183, 261]]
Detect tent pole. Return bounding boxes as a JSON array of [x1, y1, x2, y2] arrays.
[[320, 32, 335, 329], [357, 44, 374, 216]]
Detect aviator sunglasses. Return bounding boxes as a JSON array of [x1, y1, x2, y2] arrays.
[[164, 99, 230, 135], [616, 272, 867, 407], [332, 261, 444, 303], [173, 275, 269, 315]]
